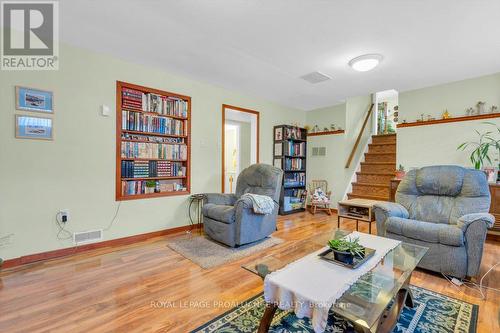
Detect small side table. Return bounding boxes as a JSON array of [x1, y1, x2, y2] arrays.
[[189, 194, 205, 234], [337, 198, 379, 234]]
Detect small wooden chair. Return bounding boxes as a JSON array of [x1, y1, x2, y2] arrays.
[[308, 180, 332, 215]]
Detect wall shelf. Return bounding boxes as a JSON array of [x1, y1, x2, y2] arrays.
[[307, 129, 345, 137], [397, 113, 500, 128], [116, 81, 191, 200]]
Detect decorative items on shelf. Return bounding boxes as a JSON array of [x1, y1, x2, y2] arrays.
[[395, 164, 406, 179], [442, 109, 451, 119], [490, 105, 498, 113], [393, 106, 399, 123], [476, 101, 486, 115]]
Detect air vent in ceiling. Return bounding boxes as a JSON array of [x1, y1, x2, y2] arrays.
[[73, 229, 103, 245], [312, 147, 327, 156], [300, 71, 331, 84]]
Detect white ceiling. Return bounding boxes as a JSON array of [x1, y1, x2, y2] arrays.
[[60, 0, 500, 111]]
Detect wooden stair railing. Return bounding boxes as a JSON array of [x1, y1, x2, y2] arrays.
[[345, 103, 374, 168]]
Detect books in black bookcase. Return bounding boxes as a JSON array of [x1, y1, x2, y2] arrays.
[[122, 110, 185, 136], [284, 141, 305, 156], [284, 157, 303, 171], [121, 133, 184, 144], [284, 172, 305, 187], [121, 141, 187, 160], [283, 188, 306, 211]]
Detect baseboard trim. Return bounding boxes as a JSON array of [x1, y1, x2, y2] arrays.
[[2, 224, 202, 269]]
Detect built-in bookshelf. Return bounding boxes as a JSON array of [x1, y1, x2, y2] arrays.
[[116, 81, 191, 200], [273, 125, 307, 215]]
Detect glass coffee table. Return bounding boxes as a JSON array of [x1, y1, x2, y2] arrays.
[[242, 230, 428, 333]]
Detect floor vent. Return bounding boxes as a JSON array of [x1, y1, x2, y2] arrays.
[[73, 230, 103, 245]]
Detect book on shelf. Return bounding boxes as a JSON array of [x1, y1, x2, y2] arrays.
[[284, 141, 305, 156], [121, 141, 187, 160], [284, 172, 305, 187], [283, 188, 306, 211], [284, 157, 303, 171], [122, 110, 185, 136], [121, 87, 188, 118], [121, 160, 186, 178], [121, 179, 186, 196]]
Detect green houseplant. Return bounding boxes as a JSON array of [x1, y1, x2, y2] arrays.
[[328, 237, 365, 265], [457, 122, 500, 170]]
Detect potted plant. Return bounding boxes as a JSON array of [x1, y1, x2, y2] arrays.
[[458, 122, 500, 181], [327, 237, 365, 265], [145, 180, 157, 194], [395, 164, 406, 179]]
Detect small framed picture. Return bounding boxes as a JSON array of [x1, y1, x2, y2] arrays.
[[16, 86, 54, 113], [15, 115, 53, 140]]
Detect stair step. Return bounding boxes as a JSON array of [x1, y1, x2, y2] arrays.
[[372, 134, 397, 144], [364, 152, 396, 163], [368, 143, 396, 153], [351, 182, 390, 197], [356, 172, 395, 184], [347, 193, 389, 201], [360, 162, 396, 173]]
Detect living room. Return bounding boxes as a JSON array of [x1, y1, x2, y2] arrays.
[[0, 1, 499, 332]]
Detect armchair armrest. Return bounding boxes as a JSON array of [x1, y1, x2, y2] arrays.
[[457, 213, 494, 277], [457, 213, 495, 231], [203, 193, 237, 206], [372, 202, 409, 236]]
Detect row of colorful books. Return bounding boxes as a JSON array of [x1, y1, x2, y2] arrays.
[[122, 110, 185, 136], [122, 180, 186, 196], [283, 188, 306, 211], [121, 160, 186, 178], [121, 141, 187, 160], [284, 141, 305, 157], [284, 158, 304, 171], [284, 172, 305, 187], [121, 133, 184, 144], [122, 87, 188, 118]]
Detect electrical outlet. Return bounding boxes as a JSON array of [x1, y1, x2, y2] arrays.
[[57, 209, 70, 223]]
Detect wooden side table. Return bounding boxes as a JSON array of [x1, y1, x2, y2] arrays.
[[337, 199, 379, 234]]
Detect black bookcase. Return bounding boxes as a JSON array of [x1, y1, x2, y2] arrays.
[[273, 125, 307, 215]]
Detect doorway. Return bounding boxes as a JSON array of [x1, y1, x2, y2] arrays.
[[374, 89, 399, 135], [222, 104, 259, 193]]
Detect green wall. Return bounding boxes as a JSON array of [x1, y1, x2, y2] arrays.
[[0, 42, 305, 260], [398, 73, 500, 168]]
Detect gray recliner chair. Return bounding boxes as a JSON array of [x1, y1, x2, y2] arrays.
[[373, 165, 494, 278], [202, 164, 283, 247]]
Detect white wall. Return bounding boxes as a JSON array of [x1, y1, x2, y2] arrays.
[[398, 72, 500, 168], [0, 42, 305, 260]]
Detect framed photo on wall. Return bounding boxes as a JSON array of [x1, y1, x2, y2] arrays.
[[15, 115, 53, 140], [15, 86, 54, 113]]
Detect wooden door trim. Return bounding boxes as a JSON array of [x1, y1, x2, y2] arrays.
[[221, 104, 260, 193]]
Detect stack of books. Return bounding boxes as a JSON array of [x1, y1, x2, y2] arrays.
[[284, 158, 303, 171], [284, 172, 305, 187], [285, 141, 305, 156]]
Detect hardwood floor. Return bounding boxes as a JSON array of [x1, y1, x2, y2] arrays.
[[0, 212, 498, 332]]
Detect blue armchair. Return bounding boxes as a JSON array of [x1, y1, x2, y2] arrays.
[[202, 164, 283, 247], [374, 165, 494, 278]]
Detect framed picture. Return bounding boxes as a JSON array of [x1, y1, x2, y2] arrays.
[[15, 86, 54, 113], [15, 115, 53, 140]]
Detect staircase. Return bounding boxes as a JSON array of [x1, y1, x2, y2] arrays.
[[347, 133, 396, 201]]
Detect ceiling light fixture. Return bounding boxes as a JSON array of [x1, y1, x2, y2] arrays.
[[348, 54, 383, 72]]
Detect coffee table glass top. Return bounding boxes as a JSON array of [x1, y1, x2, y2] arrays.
[[242, 229, 428, 330]]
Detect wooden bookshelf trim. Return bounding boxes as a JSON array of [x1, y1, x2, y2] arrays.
[[116, 81, 191, 201], [307, 129, 345, 137], [397, 113, 500, 128]]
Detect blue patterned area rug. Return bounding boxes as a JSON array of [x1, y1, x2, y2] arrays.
[[191, 286, 478, 333]]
